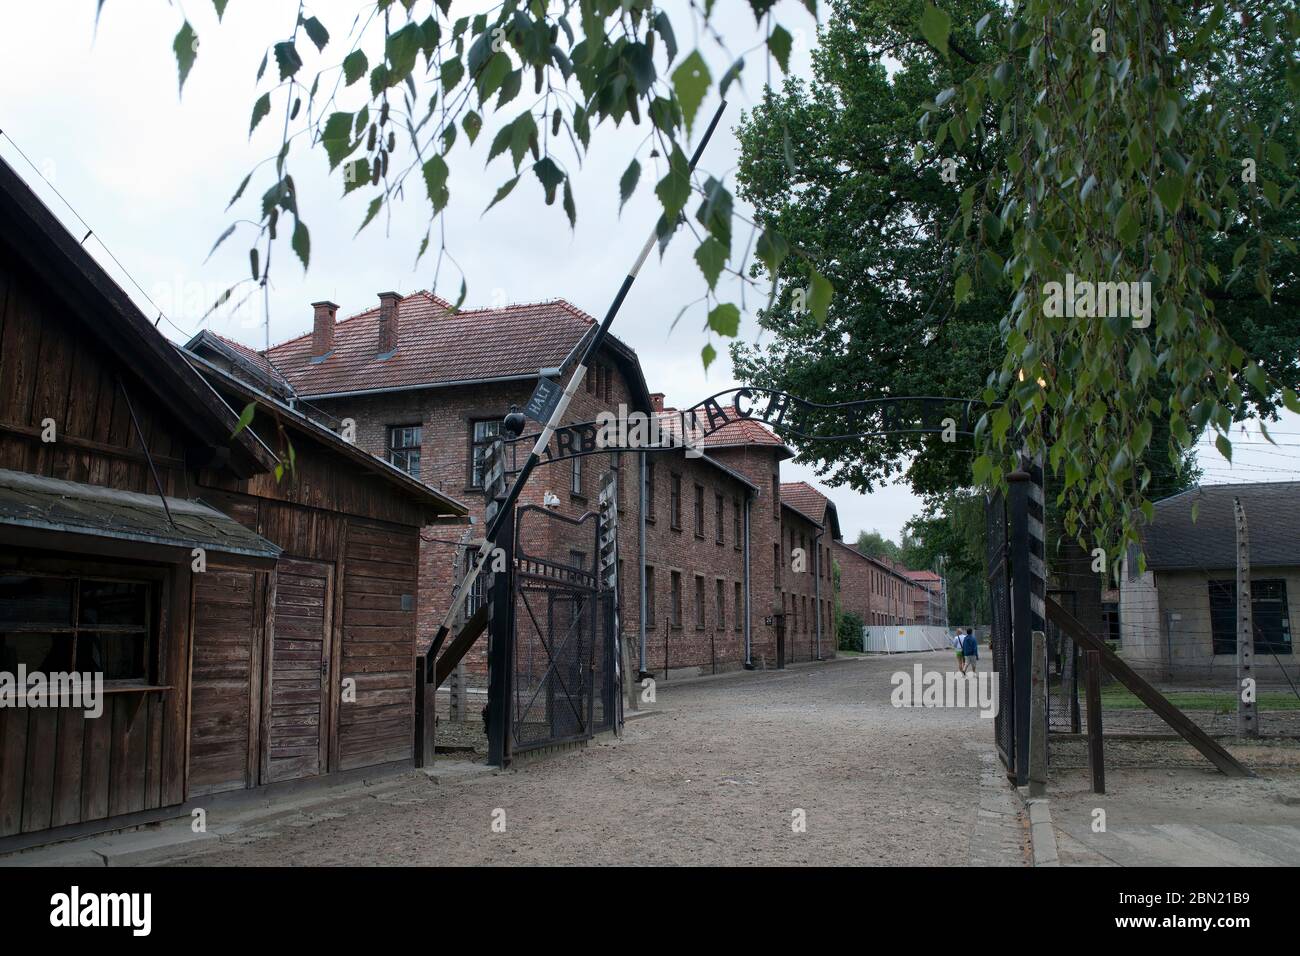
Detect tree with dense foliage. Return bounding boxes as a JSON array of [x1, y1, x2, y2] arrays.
[[734, 0, 1297, 562]]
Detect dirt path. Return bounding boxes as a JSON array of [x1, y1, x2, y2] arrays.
[[167, 653, 1029, 866]]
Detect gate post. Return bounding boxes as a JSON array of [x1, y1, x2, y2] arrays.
[[485, 503, 515, 768], [1008, 471, 1033, 787]]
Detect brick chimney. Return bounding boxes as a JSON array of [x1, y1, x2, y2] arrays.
[[311, 300, 338, 358], [377, 291, 401, 356], [649, 392, 665, 413]]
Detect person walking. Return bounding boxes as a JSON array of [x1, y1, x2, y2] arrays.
[[952, 630, 966, 673], [961, 627, 979, 673]]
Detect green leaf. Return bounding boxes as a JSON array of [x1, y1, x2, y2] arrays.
[[342, 159, 369, 194], [441, 58, 464, 93], [809, 269, 833, 325], [1156, 98, 1178, 136], [173, 21, 198, 94], [321, 112, 355, 169], [672, 50, 711, 134], [619, 159, 640, 213], [477, 52, 511, 105], [754, 229, 789, 278], [707, 302, 741, 337], [274, 41, 302, 81], [954, 271, 971, 304], [695, 237, 728, 289], [422, 155, 450, 212], [485, 175, 521, 213], [206, 223, 236, 261], [655, 145, 692, 223], [1154, 173, 1184, 213], [385, 22, 421, 79], [533, 157, 564, 204], [654, 12, 678, 64], [291, 218, 310, 269], [1243, 362, 1269, 396], [701, 342, 718, 371], [249, 246, 259, 282], [1214, 434, 1232, 463], [768, 26, 793, 74], [462, 110, 482, 144], [357, 196, 384, 235], [232, 401, 256, 438], [562, 177, 576, 228], [227, 172, 252, 210], [343, 50, 368, 86], [249, 92, 271, 136], [301, 16, 329, 52], [920, 4, 951, 57], [213, 0, 228, 21]]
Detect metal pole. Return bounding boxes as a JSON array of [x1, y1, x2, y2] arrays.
[[1235, 497, 1258, 737], [1085, 648, 1105, 794], [813, 527, 824, 660], [426, 101, 729, 665], [638, 451, 648, 678], [743, 493, 753, 668]]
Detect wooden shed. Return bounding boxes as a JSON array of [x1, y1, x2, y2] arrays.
[[0, 157, 466, 850]]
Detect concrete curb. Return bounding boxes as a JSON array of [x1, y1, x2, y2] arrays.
[[1016, 786, 1060, 867]]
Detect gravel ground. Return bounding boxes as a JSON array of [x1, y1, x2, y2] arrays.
[[166, 653, 1028, 867]]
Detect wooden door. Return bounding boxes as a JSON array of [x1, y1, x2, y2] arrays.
[[264, 558, 333, 783]]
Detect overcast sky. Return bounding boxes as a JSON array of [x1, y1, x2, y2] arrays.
[[2, 1, 1296, 549]]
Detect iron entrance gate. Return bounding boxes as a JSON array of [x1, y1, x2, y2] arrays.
[[487, 503, 617, 763]]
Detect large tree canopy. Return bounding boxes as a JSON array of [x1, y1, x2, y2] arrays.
[[734, 0, 1298, 561]]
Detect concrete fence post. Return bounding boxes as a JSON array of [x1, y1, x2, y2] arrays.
[[1029, 629, 1048, 797]]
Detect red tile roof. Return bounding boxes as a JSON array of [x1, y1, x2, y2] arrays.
[[780, 481, 829, 525], [702, 416, 792, 453], [904, 569, 942, 583], [264, 293, 599, 397]]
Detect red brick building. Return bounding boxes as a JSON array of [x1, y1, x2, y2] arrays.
[[186, 292, 841, 689], [834, 542, 923, 628], [778, 482, 841, 662]]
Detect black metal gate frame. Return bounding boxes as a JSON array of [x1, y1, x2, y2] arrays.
[[487, 504, 615, 765]]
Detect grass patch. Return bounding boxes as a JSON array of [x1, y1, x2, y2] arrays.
[[1099, 688, 1300, 712]]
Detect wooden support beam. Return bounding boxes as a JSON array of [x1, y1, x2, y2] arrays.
[[1045, 596, 1252, 778], [433, 603, 490, 689], [1084, 649, 1105, 794]]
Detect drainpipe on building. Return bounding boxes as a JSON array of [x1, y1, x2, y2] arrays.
[[743, 493, 753, 668], [813, 527, 825, 660], [638, 450, 647, 677]]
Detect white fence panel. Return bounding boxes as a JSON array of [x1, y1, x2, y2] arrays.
[[863, 625, 953, 654]]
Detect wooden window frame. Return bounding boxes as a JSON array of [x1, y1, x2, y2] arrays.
[[387, 424, 422, 478]]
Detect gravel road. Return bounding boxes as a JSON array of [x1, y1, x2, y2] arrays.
[[168, 653, 1028, 866]]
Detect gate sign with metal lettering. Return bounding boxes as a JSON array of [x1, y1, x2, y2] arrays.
[[523, 376, 563, 425]]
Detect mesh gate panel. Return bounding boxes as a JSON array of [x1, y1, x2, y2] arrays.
[[508, 504, 616, 753]]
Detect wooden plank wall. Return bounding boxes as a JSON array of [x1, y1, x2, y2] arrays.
[[0, 257, 189, 495], [187, 566, 267, 796], [338, 519, 420, 770], [189, 496, 423, 780], [0, 560, 189, 838]]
